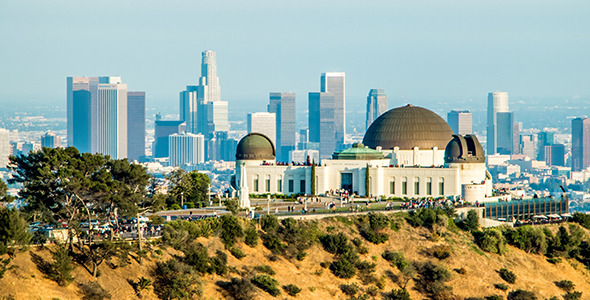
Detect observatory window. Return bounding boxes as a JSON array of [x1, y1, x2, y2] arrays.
[[426, 177, 432, 195], [390, 177, 395, 194], [414, 177, 420, 195], [439, 178, 445, 195], [402, 177, 407, 195]]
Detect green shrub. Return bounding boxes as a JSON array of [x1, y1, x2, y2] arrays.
[[183, 243, 211, 274], [320, 233, 352, 255], [382, 250, 408, 270], [153, 259, 202, 299], [563, 291, 582, 300], [78, 281, 112, 300], [261, 215, 279, 232], [282, 284, 302, 297], [220, 277, 257, 300], [485, 296, 503, 300], [430, 245, 452, 260], [455, 267, 467, 275], [474, 228, 507, 254], [254, 265, 276, 275], [572, 212, 590, 229], [210, 250, 228, 275], [296, 251, 307, 261], [507, 289, 537, 300], [49, 244, 75, 287], [229, 247, 246, 259], [415, 261, 453, 299], [251, 274, 281, 297], [494, 283, 509, 291], [555, 280, 575, 293], [340, 283, 360, 297], [464, 209, 480, 231], [155, 249, 163, 255], [261, 233, 286, 255], [330, 256, 357, 279], [498, 268, 516, 284], [220, 215, 244, 248], [244, 227, 259, 247], [0, 258, 10, 278], [383, 288, 411, 300]]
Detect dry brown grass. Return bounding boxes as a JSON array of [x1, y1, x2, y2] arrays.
[[0, 220, 589, 299]]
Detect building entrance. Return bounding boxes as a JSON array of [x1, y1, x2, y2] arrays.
[[341, 172, 353, 193]]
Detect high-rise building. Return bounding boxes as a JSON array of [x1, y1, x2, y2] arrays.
[[269, 92, 296, 162], [127, 91, 145, 161], [67, 76, 128, 158], [309, 92, 335, 160], [247, 112, 276, 145], [320, 72, 345, 146], [41, 132, 61, 149], [572, 118, 590, 171], [366, 89, 388, 130], [486, 91, 509, 154], [544, 144, 565, 167], [169, 132, 205, 166], [179, 85, 198, 133], [447, 110, 472, 135], [96, 79, 127, 159], [197, 50, 221, 102], [519, 134, 536, 159], [153, 120, 186, 158], [207, 101, 230, 133], [0, 128, 10, 169], [496, 112, 514, 155], [537, 132, 554, 161]]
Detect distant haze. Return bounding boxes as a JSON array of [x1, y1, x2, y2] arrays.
[[0, 0, 588, 114]]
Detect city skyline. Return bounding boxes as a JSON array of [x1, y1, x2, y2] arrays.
[[1, 1, 588, 110]]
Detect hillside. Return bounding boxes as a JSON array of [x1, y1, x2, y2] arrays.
[[1, 211, 589, 300]]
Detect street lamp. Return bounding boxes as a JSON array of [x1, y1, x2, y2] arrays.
[[267, 195, 270, 215], [181, 192, 184, 209]]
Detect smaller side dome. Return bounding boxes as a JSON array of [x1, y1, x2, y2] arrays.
[[444, 134, 486, 164], [236, 133, 276, 160]]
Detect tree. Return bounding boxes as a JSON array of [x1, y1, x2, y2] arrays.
[[49, 244, 75, 286], [166, 170, 211, 208], [153, 259, 202, 299], [465, 210, 479, 231], [0, 179, 7, 199], [0, 207, 31, 253]]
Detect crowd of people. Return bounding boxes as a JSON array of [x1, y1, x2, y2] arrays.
[[399, 197, 471, 210]]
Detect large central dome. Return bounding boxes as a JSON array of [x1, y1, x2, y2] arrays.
[[362, 104, 454, 150]]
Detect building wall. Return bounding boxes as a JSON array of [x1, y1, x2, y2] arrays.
[[127, 91, 145, 161], [269, 92, 296, 162], [321, 72, 345, 145], [308, 92, 335, 160]]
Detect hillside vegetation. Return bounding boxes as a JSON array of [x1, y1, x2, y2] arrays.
[[2, 209, 590, 299]]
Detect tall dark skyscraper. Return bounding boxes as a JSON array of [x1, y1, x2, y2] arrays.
[[366, 89, 388, 130], [447, 110, 472, 135], [153, 120, 186, 158], [308, 92, 335, 160], [496, 112, 515, 155], [544, 144, 565, 167], [537, 131, 554, 161], [320, 72, 345, 147], [41, 132, 61, 149], [269, 92, 296, 162], [572, 118, 590, 171], [127, 91, 145, 161]]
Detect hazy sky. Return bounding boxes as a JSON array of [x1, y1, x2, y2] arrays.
[[0, 0, 588, 113]]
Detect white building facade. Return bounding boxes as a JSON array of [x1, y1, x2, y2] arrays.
[[169, 132, 205, 166]]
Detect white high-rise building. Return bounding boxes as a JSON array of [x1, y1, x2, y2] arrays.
[[321, 72, 345, 146], [169, 132, 205, 166], [0, 128, 10, 169], [486, 92, 509, 154], [96, 78, 127, 159], [197, 50, 221, 102], [247, 112, 276, 145], [207, 101, 230, 133]]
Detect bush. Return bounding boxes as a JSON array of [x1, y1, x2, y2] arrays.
[[507, 289, 537, 300], [430, 245, 452, 260], [261, 233, 286, 255], [320, 233, 352, 255], [254, 265, 276, 275], [283, 284, 302, 297], [229, 247, 246, 259], [498, 268, 516, 284], [155, 249, 163, 255], [474, 228, 507, 254], [78, 281, 112, 300], [0, 258, 10, 279], [415, 261, 453, 300], [485, 296, 503, 300], [455, 267, 466, 275], [555, 280, 575, 293], [383, 288, 411, 300], [210, 250, 228, 275], [220, 215, 244, 248], [340, 283, 360, 297], [464, 209, 480, 231], [330, 256, 357, 279], [572, 212, 590, 229], [296, 251, 307, 261], [261, 215, 279, 232], [153, 259, 202, 299], [244, 226, 259, 247], [182, 243, 211, 274], [49, 244, 75, 286], [503, 226, 547, 255], [494, 283, 509, 291], [382, 250, 408, 270], [563, 292, 582, 300], [251, 274, 281, 297], [220, 277, 257, 300]]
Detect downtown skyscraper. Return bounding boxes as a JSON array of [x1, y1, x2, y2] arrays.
[[486, 91, 511, 155], [247, 112, 276, 145], [127, 91, 146, 161], [366, 89, 388, 130], [572, 118, 590, 171], [67, 76, 131, 159], [269, 92, 296, 162], [447, 110, 472, 135], [320, 72, 345, 147], [308, 92, 335, 160]]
